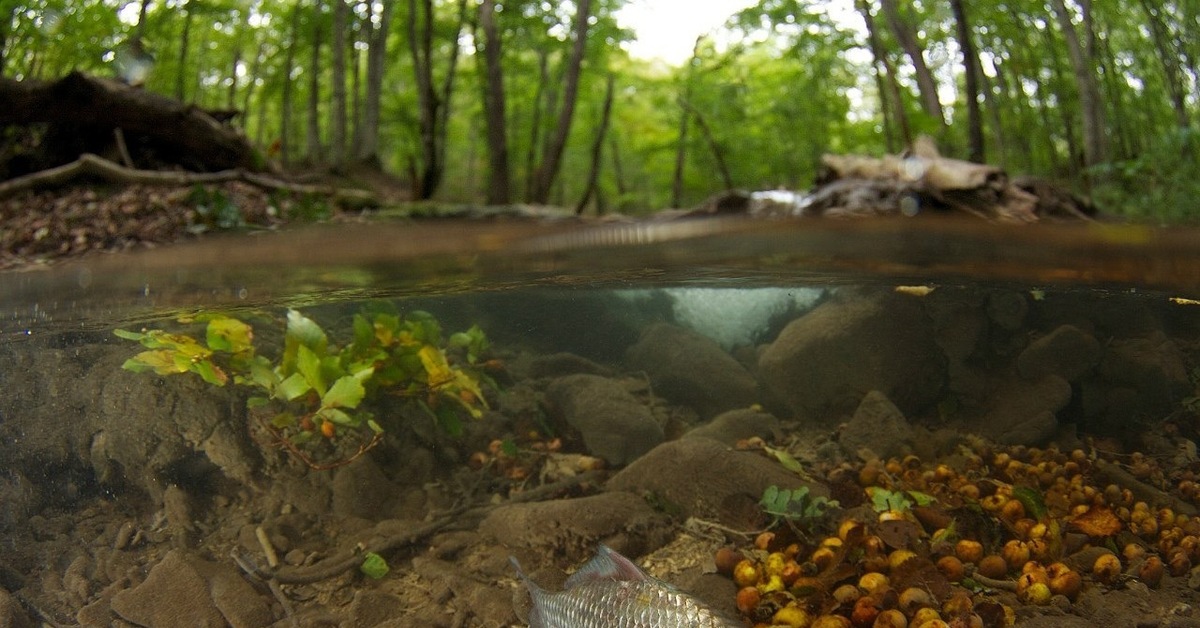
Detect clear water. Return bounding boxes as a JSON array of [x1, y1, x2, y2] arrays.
[[3, 217, 1200, 627]]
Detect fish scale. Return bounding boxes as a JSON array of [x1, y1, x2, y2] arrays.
[[512, 545, 743, 628]]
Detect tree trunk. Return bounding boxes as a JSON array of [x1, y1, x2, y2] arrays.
[[523, 49, 549, 199], [243, 41, 265, 141], [410, 0, 440, 198], [609, 135, 627, 211], [878, 0, 945, 128], [360, 0, 394, 165], [330, 0, 348, 168], [175, 0, 193, 101], [950, 0, 984, 163], [280, 3, 301, 164], [433, 0, 470, 193], [680, 98, 734, 191], [670, 104, 690, 208], [576, 74, 614, 215], [1139, 0, 1190, 128], [857, 0, 911, 149], [306, 1, 324, 165], [226, 47, 241, 111], [350, 12, 363, 157], [1049, 0, 1107, 168], [528, 0, 593, 204], [478, 0, 510, 204]]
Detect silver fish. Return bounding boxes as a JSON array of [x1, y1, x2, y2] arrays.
[[510, 544, 743, 628]]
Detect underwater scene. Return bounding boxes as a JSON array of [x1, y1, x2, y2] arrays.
[[3, 218, 1200, 628]]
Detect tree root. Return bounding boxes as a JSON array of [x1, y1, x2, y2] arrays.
[[1091, 460, 1196, 516], [0, 152, 377, 207], [268, 470, 602, 584]]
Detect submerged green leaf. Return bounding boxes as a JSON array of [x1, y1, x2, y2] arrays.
[[360, 552, 389, 579], [322, 373, 367, 410], [206, 316, 253, 354]]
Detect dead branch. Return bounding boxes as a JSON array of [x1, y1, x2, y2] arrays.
[[268, 470, 602, 584], [0, 153, 377, 207]]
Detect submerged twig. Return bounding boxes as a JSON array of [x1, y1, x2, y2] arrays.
[[269, 470, 601, 584]]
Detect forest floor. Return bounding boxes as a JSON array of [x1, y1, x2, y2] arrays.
[[0, 170, 413, 271]]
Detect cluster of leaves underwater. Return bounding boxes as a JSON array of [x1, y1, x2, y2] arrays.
[[115, 306, 491, 468]]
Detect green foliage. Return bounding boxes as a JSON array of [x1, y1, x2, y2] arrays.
[[759, 485, 839, 526], [187, 186, 245, 233], [359, 552, 389, 579], [116, 307, 490, 466], [285, 194, 334, 222], [1092, 127, 1200, 223], [1012, 485, 1048, 521], [868, 487, 935, 514]]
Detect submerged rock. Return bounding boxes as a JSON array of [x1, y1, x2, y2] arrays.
[[626, 323, 759, 419], [0, 589, 33, 628], [545, 374, 664, 466], [1017, 324, 1102, 382], [1084, 330, 1191, 433], [479, 491, 673, 563], [684, 407, 779, 445], [970, 374, 1071, 445], [109, 550, 271, 628], [607, 438, 829, 528], [758, 292, 945, 424], [839, 390, 916, 460]]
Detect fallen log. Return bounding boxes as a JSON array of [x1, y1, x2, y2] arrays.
[[0, 71, 258, 172], [0, 153, 377, 207]]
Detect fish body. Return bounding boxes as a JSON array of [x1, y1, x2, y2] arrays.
[[511, 544, 743, 628]]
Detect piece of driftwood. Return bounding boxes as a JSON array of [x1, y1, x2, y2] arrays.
[[686, 138, 1094, 222], [0, 71, 257, 172], [0, 153, 377, 206]]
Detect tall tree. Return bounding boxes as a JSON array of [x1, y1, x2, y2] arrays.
[[409, 0, 468, 198], [528, 0, 593, 204], [359, 0, 395, 165], [856, 0, 911, 150], [878, 0, 945, 129], [576, 73, 615, 215], [1049, 0, 1107, 168], [329, 0, 348, 168], [1139, 0, 1190, 128], [306, 1, 324, 164], [175, 0, 193, 100], [950, 0, 984, 162], [280, 2, 302, 164], [478, 0, 510, 204]]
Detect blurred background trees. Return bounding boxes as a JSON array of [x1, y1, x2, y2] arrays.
[[1, 0, 1196, 220]]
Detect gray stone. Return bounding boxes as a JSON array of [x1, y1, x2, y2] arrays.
[[839, 391, 915, 460], [0, 588, 34, 628], [110, 551, 225, 628], [607, 438, 829, 529], [986, 290, 1029, 330], [526, 352, 612, 379], [110, 550, 271, 628], [332, 456, 401, 520], [545, 374, 664, 466], [347, 589, 409, 627], [479, 491, 673, 564], [970, 375, 1072, 445], [758, 292, 945, 424], [684, 408, 779, 445], [1088, 331, 1191, 428], [1017, 324, 1102, 382], [626, 323, 758, 419]]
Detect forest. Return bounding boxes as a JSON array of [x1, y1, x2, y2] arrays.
[[1, 0, 1197, 221]]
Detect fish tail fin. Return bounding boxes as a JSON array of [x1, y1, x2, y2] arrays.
[[509, 557, 547, 628]]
